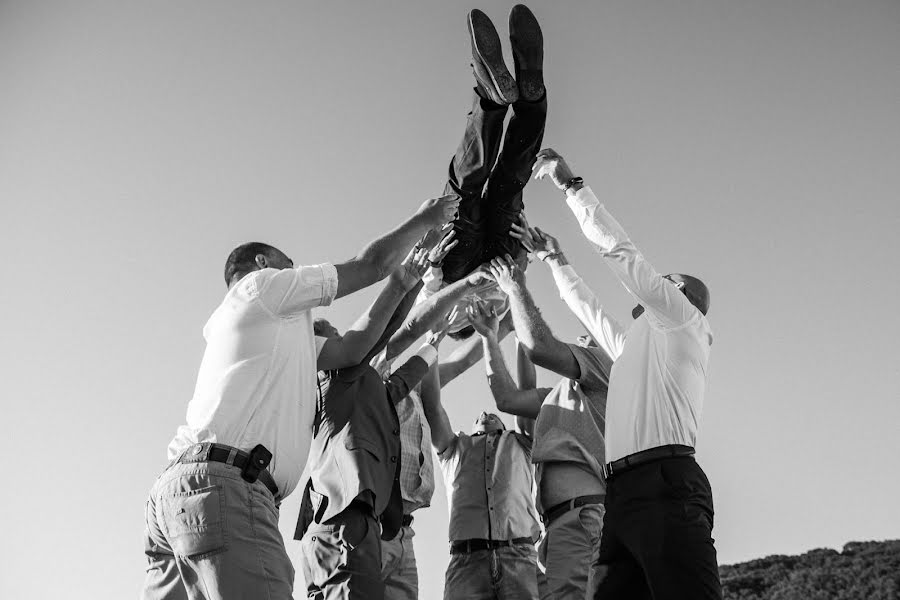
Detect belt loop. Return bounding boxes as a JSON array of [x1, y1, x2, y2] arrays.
[[226, 447, 238, 466]]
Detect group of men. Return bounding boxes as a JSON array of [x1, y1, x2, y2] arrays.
[[142, 5, 720, 600]]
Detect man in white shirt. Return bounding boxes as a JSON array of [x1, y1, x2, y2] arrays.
[[141, 194, 459, 600], [533, 148, 721, 600]]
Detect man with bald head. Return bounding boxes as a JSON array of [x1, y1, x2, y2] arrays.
[[533, 148, 721, 599]]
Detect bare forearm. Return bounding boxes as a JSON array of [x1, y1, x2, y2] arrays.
[[483, 334, 528, 416], [516, 340, 536, 390], [388, 278, 473, 360], [439, 312, 514, 387], [334, 214, 431, 299], [506, 285, 555, 356], [339, 279, 414, 363]]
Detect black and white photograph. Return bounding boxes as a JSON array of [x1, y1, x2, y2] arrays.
[[2, 1, 899, 599]]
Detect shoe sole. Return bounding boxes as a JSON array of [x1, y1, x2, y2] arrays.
[[468, 10, 518, 105], [509, 5, 544, 102]]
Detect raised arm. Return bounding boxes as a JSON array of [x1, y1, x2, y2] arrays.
[[511, 216, 626, 359], [386, 248, 494, 360], [487, 255, 585, 380], [439, 310, 514, 387], [513, 339, 541, 439], [420, 357, 457, 455], [317, 247, 428, 370], [534, 149, 701, 329], [468, 300, 548, 420], [333, 195, 460, 300], [384, 335, 442, 405]]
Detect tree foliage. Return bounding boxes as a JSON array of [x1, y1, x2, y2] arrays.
[[720, 540, 900, 599]]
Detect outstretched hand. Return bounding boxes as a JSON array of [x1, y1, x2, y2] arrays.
[[466, 263, 497, 290], [427, 228, 458, 266], [487, 254, 525, 294], [426, 306, 459, 348], [417, 194, 461, 228], [392, 245, 430, 289], [466, 300, 500, 338], [533, 148, 576, 191], [510, 213, 561, 261]]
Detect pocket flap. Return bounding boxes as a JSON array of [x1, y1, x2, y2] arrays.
[[161, 485, 226, 558], [344, 437, 381, 461]]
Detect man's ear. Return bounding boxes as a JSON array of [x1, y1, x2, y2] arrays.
[[254, 254, 268, 269]]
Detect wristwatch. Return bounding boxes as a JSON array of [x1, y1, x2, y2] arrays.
[[562, 176, 584, 193]]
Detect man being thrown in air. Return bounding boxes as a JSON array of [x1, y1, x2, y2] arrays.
[[419, 4, 546, 340]]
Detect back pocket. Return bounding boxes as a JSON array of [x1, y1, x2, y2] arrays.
[[161, 485, 226, 558]]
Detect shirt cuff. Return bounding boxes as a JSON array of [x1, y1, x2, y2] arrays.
[[319, 263, 339, 307], [415, 343, 439, 367]]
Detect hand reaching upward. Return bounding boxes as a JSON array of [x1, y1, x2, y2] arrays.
[[533, 148, 576, 191], [416, 194, 461, 228], [466, 300, 500, 339], [510, 213, 562, 261], [488, 254, 525, 294]]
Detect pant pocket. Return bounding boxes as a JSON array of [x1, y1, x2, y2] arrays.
[[161, 485, 226, 558]]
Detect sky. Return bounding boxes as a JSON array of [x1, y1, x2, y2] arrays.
[[1, 1, 899, 598]]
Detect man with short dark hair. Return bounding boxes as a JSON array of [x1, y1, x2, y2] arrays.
[[533, 148, 721, 600], [419, 4, 546, 340], [141, 195, 459, 600]]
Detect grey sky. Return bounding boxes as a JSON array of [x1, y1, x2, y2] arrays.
[[1, 1, 899, 598]]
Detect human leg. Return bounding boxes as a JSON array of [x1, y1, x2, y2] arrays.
[[623, 459, 722, 600], [381, 525, 418, 600], [493, 544, 540, 600], [539, 504, 604, 600], [482, 7, 547, 262], [301, 503, 384, 600], [592, 488, 652, 600], [443, 549, 496, 600], [142, 460, 294, 600]]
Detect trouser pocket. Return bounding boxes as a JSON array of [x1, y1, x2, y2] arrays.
[[161, 485, 226, 558]]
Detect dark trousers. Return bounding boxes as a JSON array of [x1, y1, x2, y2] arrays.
[[300, 503, 384, 600], [593, 456, 722, 600], [441, 90, 547, 283]]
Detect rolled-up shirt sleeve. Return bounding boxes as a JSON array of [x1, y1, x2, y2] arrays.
[[258, 263, 339, 317], [566, 187, 700, 330], [552, 264, 626, 360]]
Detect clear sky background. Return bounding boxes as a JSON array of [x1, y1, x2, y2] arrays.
[[2, 1, 899, 598]]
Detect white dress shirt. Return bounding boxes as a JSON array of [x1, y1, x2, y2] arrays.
[[418, 266, 509, 333], [168, 263, 338, 498], [563, 186, 714, 462]]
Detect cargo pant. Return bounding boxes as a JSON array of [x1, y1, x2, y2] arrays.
[[141, 459, 293, 600], [537, 503, 604, 600]]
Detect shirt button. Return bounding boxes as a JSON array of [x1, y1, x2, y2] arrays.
[[390, 456, 397, 463], [393, 429, 399, 435]]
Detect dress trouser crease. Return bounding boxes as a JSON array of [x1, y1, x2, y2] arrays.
[[593, 456, 722, 600]]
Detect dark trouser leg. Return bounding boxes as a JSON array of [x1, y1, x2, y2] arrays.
[[483, 94, 548, 261], [301, 505, 385, 600], [594, 457, 723, 600], [592, 486, 652, 600], [442, 91, 509, 283]]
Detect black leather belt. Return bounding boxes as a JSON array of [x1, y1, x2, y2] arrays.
[[602, 444, 695, 480], [176, 442, 279, 499], [541, 494, 606, 526], [450, 537, 533, 555], [402, 514, 414, 528]]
